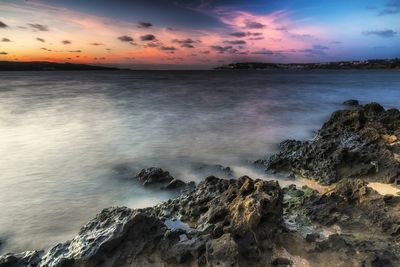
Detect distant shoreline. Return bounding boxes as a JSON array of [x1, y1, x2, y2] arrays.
[[0, 61, 123, 71], [215, 58, 400, 70]]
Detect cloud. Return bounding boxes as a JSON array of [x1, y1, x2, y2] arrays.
[[379, 0, 400, 15], [228, 31, 263, 38], [223, 40, 246, 45], [36, 37, 45, 42], [68, 50, 82, 53], [41, 47, 52, 51], [297, 45, 328, 55], [160, 46, 176, 51], [145, 42, 160, 48], [210, 45, 239, 54], [1, 38, 11, 42], [140, 34, 156, 41], [90, 42, 103, 46], [331, 41, 341, 44], [117, 35, 136, 45], [362, 29, 397, 38], [172, 38, 200, 48], [251, 48, 273, 55], [137, 21, 153, 28], [248, 37, 264, 41], [312, 44, 329, 50], [28, 23, 49, 31], [229, 32, 247, 38], [0, 21, 8, 28], [62, 40, 71, 45], [244, 20, 265, 29], [0, 52, 7, 55]]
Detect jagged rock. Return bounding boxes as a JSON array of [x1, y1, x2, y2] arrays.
[[0, 251, 43, 267], [29, 176, 283, 267], [258, 103, 400, 185], [192, 163, 234, 178], [135, 167, 173, 186], [342, 99, 359, 106], [164, 179, 188, 190]]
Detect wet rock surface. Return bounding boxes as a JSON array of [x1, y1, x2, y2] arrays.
[[135, 167, 192, 191], [257, 102, 400, 185]]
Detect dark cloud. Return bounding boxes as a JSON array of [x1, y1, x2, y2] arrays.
[[244, 20, 265, 29], [140, 34, 156, 41], [62, 40, 71, 45], [68, 50, 82, 53], [0, 51, 7, 55], [41, 47, 52, 52], [90, 42, 103, 46], [313, 44, 329, 50], [223, 40, 246, 45], [172, 38, 200, 48], [248, 37, 264, 41], [146, 42, 160, 48], [0, 21, 8, 28], [137, 21, 153, 28], [362, 29, 397, 37], [251, 49, 273, 55], [229, 32, 247, 38], [36, 37, 45, 42], [210, 45, 239, 54], [275, 27, 287, 31], [379, 0, 400, 15], [160, 46, 176, 51], [28, 23, 49, 31], [118, 35, 136, 45], [1, 38, 11, 42], [228, 32, 263, 38], [297, 46, 328, 55]]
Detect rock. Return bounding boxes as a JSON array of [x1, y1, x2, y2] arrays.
[[26, 176, 284, 267], [258, 103, 400, 185], [342, 99, 359, 106], [164, 179, 188, 190], [0, 251, 43, 267], [206, 233, 239, 266], [135, 167, 174, 186], [192, 163, 234, 178]]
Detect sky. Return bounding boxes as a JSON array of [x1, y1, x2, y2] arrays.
[[0, 0, 399, 69]]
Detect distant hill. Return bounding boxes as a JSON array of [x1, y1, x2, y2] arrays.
[[0, 61, 123, 71], [215, 58, 400, 70]]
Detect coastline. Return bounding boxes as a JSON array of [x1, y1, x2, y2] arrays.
[[1, 101, 400, 267]]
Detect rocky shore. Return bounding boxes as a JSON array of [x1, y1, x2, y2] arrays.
[[1, 101, 399, 267]]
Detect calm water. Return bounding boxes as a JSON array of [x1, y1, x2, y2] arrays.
[[0, 70, 399, 253]]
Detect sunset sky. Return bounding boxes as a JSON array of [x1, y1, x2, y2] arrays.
[[0, 0, 399, 68]]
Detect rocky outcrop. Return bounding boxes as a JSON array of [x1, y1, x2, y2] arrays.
[[257, 102, 400, 185], [135, 167, 174, 186], [135, 167, 191, 190], [13, 176, 283, 267], [0, 251, 43, 267], [281, 179, 400, 266]]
